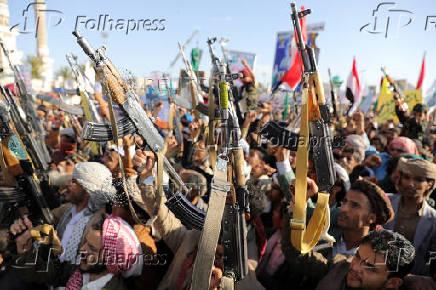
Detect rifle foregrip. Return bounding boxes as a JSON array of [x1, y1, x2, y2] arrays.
[[103, 66, 127, 104], [233, 148, 246, 187]]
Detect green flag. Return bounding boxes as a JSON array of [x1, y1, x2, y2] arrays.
[[191, 48, 201, 71]]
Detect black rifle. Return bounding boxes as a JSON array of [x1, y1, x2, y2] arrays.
[[0, 87, 54, 225], [0, 39, 51, 168], [328, 68, 338, 119], [73, 30, 206, 230]]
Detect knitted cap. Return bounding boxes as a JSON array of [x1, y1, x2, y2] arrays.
[[73, 162, 116, 211], [350, 179, 394, 225]]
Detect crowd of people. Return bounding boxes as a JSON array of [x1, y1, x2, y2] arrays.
[[0, 61, 435, 290]]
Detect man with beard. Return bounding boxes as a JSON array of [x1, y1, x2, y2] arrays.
[[324, 180, 394, 259], [384, 157, 436, 276], [11, 214, 143, 289], [278, 153, 393, 260], [281, 228, 415, 290], [10, 162, 116, 264]]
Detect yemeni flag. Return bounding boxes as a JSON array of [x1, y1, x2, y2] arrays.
[[272, 6, 307, 92], [416, 52, 426, 90], [346, 57, 362, 115]]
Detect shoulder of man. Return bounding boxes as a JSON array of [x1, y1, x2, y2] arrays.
[[105, 273, 129, 290], [423, 200, 436, 218]]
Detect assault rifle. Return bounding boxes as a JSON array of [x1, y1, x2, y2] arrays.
[[66, 53, 102, 123], [381, 67, 408, 112], [0, 87, 54, 225], [0, 39, 51, 168], [328, 68, 338, 119], [208, 37, 248, 282], [73, 30, 206, 230], [260, 2, 335, 192], [66, 53, 103, 156], [163, 78, 183, 147], [217, 40, 245, 126], [178, 42, 205, 119]]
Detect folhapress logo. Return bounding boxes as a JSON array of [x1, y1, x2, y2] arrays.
[[75, 15, 166, 35]]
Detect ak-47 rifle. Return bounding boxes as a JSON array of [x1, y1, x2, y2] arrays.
[[73, 30, 206, 230], [0, 39, 51, 168], [381, 67, 408, 112], [0, 86, 54, 225], [66, 53, 102, 124], [163, 78, 183, 147], [328, 68, 338, 120], [260, 2, 336, 192], [218, 40, 245, 126], [192, 38, 248, 288], [66, 53, 103, 156], [270, 0, 334, 254], [178, 42, 205, 120]]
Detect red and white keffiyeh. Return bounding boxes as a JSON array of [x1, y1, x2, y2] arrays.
[[66, 214, 141, 290]]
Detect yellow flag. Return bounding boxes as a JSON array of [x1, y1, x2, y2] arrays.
[[380, 77, 390, 95]]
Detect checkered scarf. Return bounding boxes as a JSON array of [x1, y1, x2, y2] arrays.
[[66, 214, 141, 290]]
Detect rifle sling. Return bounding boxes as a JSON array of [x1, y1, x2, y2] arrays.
[[191, 156, 229, 290], [207, 72, 217, 171], [98, 66, 143, 225], [162, 103, 175, 155], [290, 81, 329, 254]]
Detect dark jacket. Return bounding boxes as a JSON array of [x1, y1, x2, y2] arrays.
[[395, 105, 424, 140], [12, 245, 128, 290], [280, 212, 352, 290]]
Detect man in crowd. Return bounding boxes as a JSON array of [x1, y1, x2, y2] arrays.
[[10, 162, 116, 264], [11, 213, 143, 289], [384, 157, 436, 276], [282, 227, 415, 290]]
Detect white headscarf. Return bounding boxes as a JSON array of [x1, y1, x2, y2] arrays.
[[73, 162, 117, 212]]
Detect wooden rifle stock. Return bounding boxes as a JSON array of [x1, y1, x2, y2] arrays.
[[307, 73, 325, 122]]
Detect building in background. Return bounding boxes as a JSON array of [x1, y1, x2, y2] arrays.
[[0, 0, 22, 86]]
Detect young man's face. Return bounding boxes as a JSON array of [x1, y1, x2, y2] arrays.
[[413, 111, 425, 123], [78, 230, 105, 273], [347, 243, 401, 289], [398, 173, 433, 199], [337, 190, 375, 230]]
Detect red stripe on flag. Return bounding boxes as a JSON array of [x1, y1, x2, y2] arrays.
[[416, 53, 425, 90], [280, 6, 307, 90]]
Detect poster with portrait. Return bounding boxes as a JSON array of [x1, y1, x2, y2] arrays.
[[271, 22, 324, 88], [225, 50, 256, 87]]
